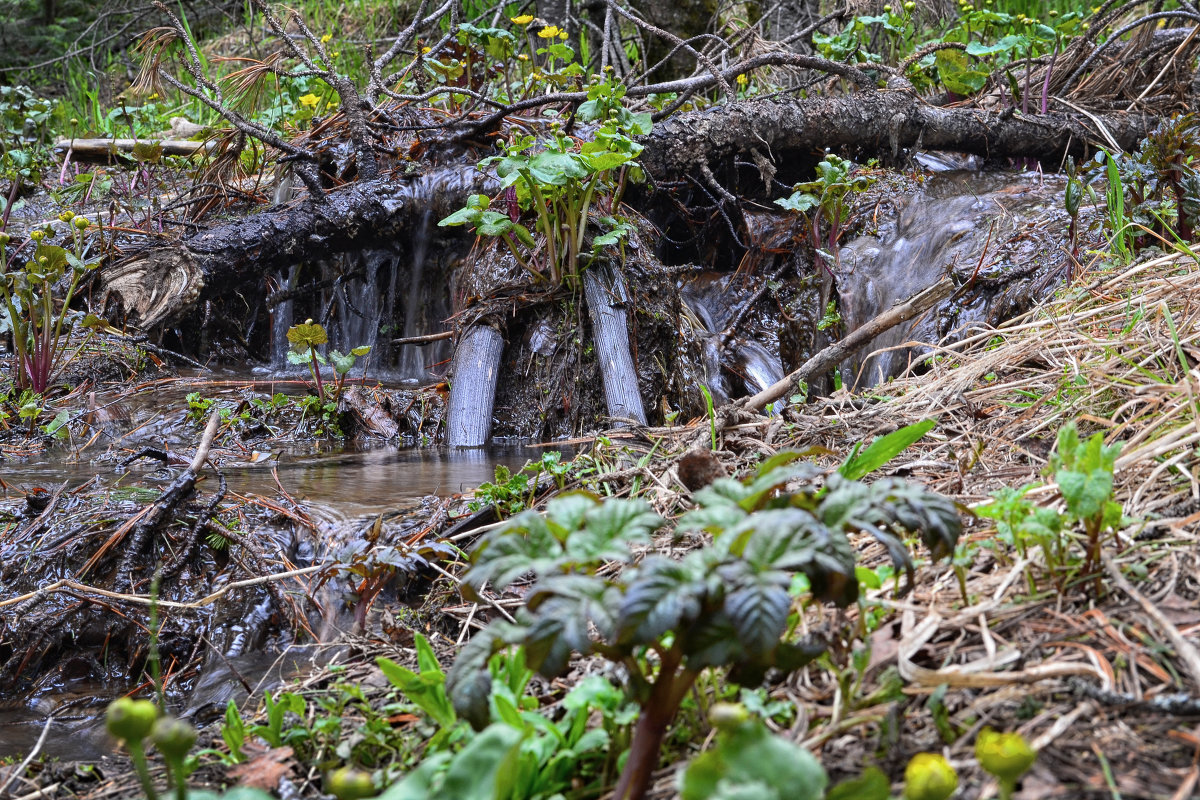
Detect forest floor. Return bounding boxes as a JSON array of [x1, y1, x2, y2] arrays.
[[5, 245, 1200, 800]]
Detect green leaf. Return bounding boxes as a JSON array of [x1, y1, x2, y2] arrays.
[[616, 556, 704, 644], [439, 206, 483, 227], [564, 498, 661, 563], [839, 419, 936, 480], [679, 719, 826, 800], [351, 345, 372, 356], [329, 350, 356, 375], [1057, 468, 1113, 520], [775, 192, 820, 213], [528, 151, 590, 185], [935, 49, 989, 96], [465, 509, 564, 592], [414, 632, 443, 676], [287, 320, 327, 350], [827, 766, 890, 800], [377, 654, 456, 729], [724, 573, 791, 658], [376, 752, 454, 800], [447, 624, 520, 731]]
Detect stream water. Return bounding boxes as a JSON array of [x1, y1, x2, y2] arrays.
[[0, 374, 565, 759]]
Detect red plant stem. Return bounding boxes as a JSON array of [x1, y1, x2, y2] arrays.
[[309, 350, 325, 399], [611, 649, 698, 800], [1040, 39, 1060, 115]]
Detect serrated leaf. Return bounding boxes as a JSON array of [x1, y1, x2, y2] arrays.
[[724, 575, 791, 658], [564, 498, 660, 563], [616, 557, 704, 644], [465, 509, 564, 592], [542, 491, 599, 541]]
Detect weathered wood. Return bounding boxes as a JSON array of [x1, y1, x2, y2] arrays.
[[54, 138, 215, 160], [446, 324, 505, 447]]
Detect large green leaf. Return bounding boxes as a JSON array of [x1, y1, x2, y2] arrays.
[[935, 49, 989, 96], [465, 510, 563, 592], [679, 718, 826, 800], [564, 498, 661, 563], [724, 573, 791, 658]]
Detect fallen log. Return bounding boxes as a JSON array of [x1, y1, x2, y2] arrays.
[[100, 92, 1155, 328], [54, 138, 215, 160]]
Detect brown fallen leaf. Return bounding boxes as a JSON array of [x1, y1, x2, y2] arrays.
[[228, 744, 294, 791]]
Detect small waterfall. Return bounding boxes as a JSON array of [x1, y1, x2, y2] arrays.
[[398, 210, 434, 384], [680, 272, 785, 410], [328, 248, 395, 357], [836, 172, 1066, 388], [258, 229, 454, 383], [269, 262, 300, 369]]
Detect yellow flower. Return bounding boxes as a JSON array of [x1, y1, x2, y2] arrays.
[[330, 51, 339, 57], [517, 53, 529, 61], [736, 73, 748, 86], [976, 728, 1036, 784], [904, 754, 958, 800], [147, 93, 159, 101], [511, 14, 534, 25], [558, 31, 567, 39], [320, 33, 332, 44], [421, 46, 431, 53], [538, 25, 562, 38], [299, 93, 320, 108]]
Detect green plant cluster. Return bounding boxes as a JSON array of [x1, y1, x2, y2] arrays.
[[974, 422, 1126, 594], [440, 76, 648, 286], [468, 452, 576, 517], [445, 448, 961, 799], [776, 153, 877, 274], [1088, 115, 1200, 264], [0, 213, 104, 424], [814, 2, 1083, 101]]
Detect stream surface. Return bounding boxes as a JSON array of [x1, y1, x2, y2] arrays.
[[0, 373, 566, 760]]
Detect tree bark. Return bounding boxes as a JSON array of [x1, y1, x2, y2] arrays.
[[100, 92, 1155, 328]]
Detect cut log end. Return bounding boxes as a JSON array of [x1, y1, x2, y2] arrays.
[[101, 248, 205, 328]]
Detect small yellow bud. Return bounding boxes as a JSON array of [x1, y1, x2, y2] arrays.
[[74, 216, 91, 230], [58, 210, 75, 222], [905, 753, 958, 800], [976, 728, 1036, 784]]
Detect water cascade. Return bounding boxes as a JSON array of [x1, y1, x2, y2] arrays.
[[583, 262, 647, 425], [836, 172, 1068, 388]]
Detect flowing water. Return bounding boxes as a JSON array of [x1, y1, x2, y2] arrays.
[[264, 237, 453, 385], [836, 170, 1070, 388]]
